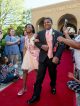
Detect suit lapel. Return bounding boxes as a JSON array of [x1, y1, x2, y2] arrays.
[[43, 30, 47, 43], [52, 29, 56, 46]]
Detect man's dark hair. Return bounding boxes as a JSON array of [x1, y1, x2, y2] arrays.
[[44, 17, 53, 23]]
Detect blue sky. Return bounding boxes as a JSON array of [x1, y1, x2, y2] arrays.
[[24, 0, 69, 9]]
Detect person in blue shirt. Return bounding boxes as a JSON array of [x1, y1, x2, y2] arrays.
[[5, 28, 20, 65], [19, 30, 27, 63]]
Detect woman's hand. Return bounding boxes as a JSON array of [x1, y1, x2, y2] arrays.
[[63, 26, 69, 35], [57, 36, 64, 43], [68, 72, 74, 79], [63, 27, 71, 39], [34, 39, 39, 42]]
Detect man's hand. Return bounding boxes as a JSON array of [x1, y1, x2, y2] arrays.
[[41, 45, 49, 51], [52, 56, 59, 64]]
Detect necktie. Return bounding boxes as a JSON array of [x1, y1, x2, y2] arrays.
[[45, 31, 53, 58]]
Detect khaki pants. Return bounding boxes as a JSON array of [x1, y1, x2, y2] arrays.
[[8, 54, 19, 65]]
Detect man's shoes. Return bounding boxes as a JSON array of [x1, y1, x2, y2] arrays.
[[27, 96, 40, 104], [51, 88, 56, 94]]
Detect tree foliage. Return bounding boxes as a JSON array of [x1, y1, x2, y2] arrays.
[[15, 26, 23, 36], [0, 0, 24, 28], [22, 10, 31, 26]]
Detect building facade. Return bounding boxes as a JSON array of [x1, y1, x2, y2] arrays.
[[31, 0, 80, 33]]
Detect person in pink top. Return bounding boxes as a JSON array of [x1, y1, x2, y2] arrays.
[[17, 24, 39, 96]]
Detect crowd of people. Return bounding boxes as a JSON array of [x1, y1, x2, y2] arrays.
[[0, 17, 80, 105]]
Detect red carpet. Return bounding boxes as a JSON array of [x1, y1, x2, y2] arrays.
[[0, 50, 76, 106]]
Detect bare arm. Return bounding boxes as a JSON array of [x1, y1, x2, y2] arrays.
[[35, 33, 48, 51], [57, 36, 80, 49], [68, 72, 80, 84], [23, 45, 27, 56], [23, 39, 27, 56], [62, 27, 80, 49], [6, 39, 20, 46], [73, 77, 80, 84], [63, 38, 80, 49], [57, 26, 80, 49], [6, 41, 16, 45], [63, 27, 71, 39]]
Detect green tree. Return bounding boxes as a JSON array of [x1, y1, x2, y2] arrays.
[[0, 0, 32, 37], [22, 10, 32, 26], [0, 0, 24, 28], [15, 26, 23, 36]]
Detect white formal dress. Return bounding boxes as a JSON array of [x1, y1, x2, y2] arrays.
[[21, 35, 39, 72]]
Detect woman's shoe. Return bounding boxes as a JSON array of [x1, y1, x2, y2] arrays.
[[17, 89, 27, 96]]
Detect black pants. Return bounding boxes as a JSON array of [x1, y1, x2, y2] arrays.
[[20, 51, 23, 63], [33, 56, 57, 97]]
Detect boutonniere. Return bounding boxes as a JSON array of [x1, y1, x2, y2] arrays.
[[52, 31, 55, 35]]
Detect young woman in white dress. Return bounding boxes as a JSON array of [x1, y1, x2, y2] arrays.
[[17, 24, 39, 96]]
